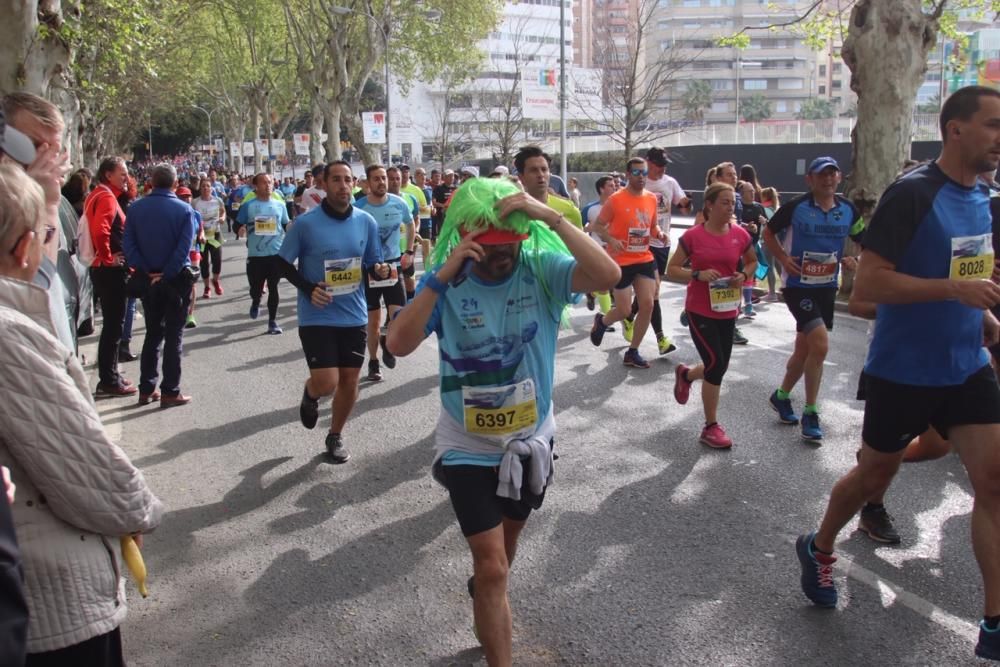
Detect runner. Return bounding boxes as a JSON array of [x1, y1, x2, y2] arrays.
[[762, 156, 864, 442], [414, 166, 434, 261], [294, 170, 314, 215], [236, 173, 290, 335], [513, 146, 583, 230], [667, 182, 756, 448], [298, 164, 326, 215], [391, 166, 421, 300], [354, 164, 415, 381], [194, 178, 226, 299], [588, 156, 667, 368], [794, 86, 1000, 662], [581, 175, 618, 325], [432, 169, 457, 241], [385, 177, 619, 667], [276, 160, 387, 463], [175, 186, 205, 329], [621, 146, 691, 355], [228, 176, 251, 239]]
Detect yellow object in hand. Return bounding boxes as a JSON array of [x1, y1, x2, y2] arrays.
[[120, 535, 149, 598]]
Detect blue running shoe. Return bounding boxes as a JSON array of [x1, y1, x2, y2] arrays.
[[249, 302, 260, 320], [977, 620, 1000, 660], [801, 412, 823, 442], [590, 313, 607, 346], [796, 533, 837, 608], [267, 320, 283, 335], [769, 390, 799, 425]]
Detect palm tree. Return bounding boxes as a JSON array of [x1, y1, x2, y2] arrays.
[[682, 80, 713, 120], [739, 94, 772, 122]]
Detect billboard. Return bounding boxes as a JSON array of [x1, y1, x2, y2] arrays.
[[520, 66, 604, 120], [293, 133, 310, 156], [362, 112, 386, 144]]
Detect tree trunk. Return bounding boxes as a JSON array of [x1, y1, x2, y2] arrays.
[[249, 107, 263, 174], [840, 0, 940, 295], [322, 105, 343, 162], [0, 1, 73, 96], [345, 114, 372, 166], [233, 119, 247, 174], [309, 103, 324, 165]]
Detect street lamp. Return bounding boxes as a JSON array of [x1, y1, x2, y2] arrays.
[[331, 5, 442, 164], [191, 104, 219, 161]]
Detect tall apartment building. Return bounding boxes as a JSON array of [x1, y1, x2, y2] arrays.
[[648, 0, 820, 122]]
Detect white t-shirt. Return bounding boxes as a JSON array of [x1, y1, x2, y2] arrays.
[[644, 174, 685, 248], [193, 196, 225, 234], [299, 186, 325, 213]]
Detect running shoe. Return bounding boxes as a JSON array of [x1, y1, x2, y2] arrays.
[[213, 278, 224, 295], [585, 293, 595, 311], [795, 532, 838, 608], [769, 390, 799, 425], [622, 317, 634, 342], [657, 335, 677, 355], [202, 287, 211, 299], [589, 313, 607, 346], [185, 316, 197, 329], [679, 310, 689, 327], [267, 320, 283, 335], [249, 302, 260, 320], [742, 308, 756, 319], [299, 384, 319, 430], [732, 327, 748, 345], [623, 348, 650, 369], [325, 432, 350, 464], [977, 620, 1000, 660], [764, 292, 782, 303], [699, 423, 733, 449], [858, 505, 901, 544], [801, 412, 823, 442], [368, 359, 383, 382], [673, 364, 692, 405], [380, 332, 396, 369]]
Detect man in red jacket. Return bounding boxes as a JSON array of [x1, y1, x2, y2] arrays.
[[85, 157, 136, 395]]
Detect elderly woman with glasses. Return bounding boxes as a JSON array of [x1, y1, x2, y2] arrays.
[[0, 162, 163, 666]]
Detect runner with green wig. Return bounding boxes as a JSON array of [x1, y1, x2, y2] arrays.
[[386, 177, 620, 667]]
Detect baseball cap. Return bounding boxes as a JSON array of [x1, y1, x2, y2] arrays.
[[444, 168, 455, 176], [176, 186, 192, 197], [0, 110, 37, 166], [808, 156, 840, 174], [461, 225, 529, 245], [398, 163, 410, 170], [645, 147, 670, 166], [490, 165, 510, 177]]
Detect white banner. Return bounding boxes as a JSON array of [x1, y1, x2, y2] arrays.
[[242, 141, 254, 157], [230, 142, 241, 158], [255, 138, 268, 155], [269, 139, 283, 157], [362, 111, 386, 144], [293, 133, 310, 156], [214, 138, 224, 153], [521, 66, 604, 121]]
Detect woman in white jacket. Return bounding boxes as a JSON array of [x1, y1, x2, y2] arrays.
[[0, 162, 163, 665]]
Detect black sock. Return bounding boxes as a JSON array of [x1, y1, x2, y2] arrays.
[[985, 615, 1000, 631], [406, 290, 415, 300], [704, 421, 717, 428], [811, 538, 833, 556], [682, 369, 690, 383], [863, 502, 884, 512]]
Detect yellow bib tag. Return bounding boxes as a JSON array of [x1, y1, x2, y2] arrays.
[[255, 216, 278, 236], [709, 279, 741, 313], [462, 380, 538, 440], [324, 257, 362, 296], [950, 234, 993, 281]]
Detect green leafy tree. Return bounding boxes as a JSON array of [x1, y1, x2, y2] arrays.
[[917, 93, 942, 113], [796, 98, 836, 120], [682, 80, 713, 121], [739, 93, 771, 122]]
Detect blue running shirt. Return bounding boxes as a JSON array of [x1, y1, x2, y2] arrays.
[[863, 161, 992, 386], [237, 198, 290, 257], [354, 194, 413, 262], [278, 203, 383, 327]]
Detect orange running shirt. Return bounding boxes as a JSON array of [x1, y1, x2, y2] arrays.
[[597, 188, 660, 267]]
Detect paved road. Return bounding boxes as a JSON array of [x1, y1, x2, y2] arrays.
[[85, 239, 988, 665]]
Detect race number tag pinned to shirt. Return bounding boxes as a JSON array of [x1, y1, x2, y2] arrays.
[[950, 234, 994, 281], [627, 226, 650, 253], [324, 257, 362, 295], [232, 201, 241, 211], [709, 278, 741, 313], [254, 216, 278, 236], [800, 250, 839, 285], [462, 380, 538, 440], [369, 262, 399, 288]]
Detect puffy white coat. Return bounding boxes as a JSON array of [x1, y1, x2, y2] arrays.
[[0, 276, 163, 653]]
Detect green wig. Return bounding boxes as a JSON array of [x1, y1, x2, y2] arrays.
[[430, 177, 576, 325]]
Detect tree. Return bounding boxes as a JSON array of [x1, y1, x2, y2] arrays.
[[574, 0, 700, 158], [682, 80, 713, 121], [477, 13, 535, 167], [739, 93, 772, 122], [917, 93, 942, 113], [0, 1, 75, 97], [796, 97, 836, 120], [423, 69, 473, 170]]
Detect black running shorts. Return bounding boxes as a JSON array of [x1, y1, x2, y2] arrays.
[[298, 325, 367, 370], [782, 286, 836, 333], [650, 245, 670, 276], [862, 364, 1000, 452], [615, 261, 657, 290], [364, 270, 407, 311]]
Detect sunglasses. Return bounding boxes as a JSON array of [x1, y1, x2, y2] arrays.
[[630, 168, 648, 177], [8, 225, 56, 254]]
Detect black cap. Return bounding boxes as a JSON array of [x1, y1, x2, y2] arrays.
[[645, 147, 670, 166]]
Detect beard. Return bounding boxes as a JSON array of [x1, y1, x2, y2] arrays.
[[478, 245, 520, 281]]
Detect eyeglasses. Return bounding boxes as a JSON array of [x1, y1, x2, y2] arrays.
[[630, 168, 648, 177], [8, 225, 56, 255]]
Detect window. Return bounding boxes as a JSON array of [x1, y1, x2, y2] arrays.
[[833, 63, 842, 74], [819, 64, 826, 76], [683, 0, 701, 6], [832, 79, 842, 90], [778, 78, 804, 90], [710, 101, 729, 113], [710, 80, 733, 90], [683, 22, 701, 29], [743, 79, 767, 90], [818, 84, 826, 94], [775, 100, 787, 112]]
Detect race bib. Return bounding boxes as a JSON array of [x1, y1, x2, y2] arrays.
[[709, 278, 741, 313], [369, 262, 400, 288], [950, 234, 994, 281], [324, 257, 362, 296], [800, 250, 838, 285], [627, 226, 650, 253], [254, 216, 278, 236], [232, 201, 241, 211], [462, 380, 538, 440]]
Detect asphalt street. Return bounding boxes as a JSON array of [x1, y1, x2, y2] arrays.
[[83, 235, 991, 666]]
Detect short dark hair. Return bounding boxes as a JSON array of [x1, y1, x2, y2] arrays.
[[431, 168, 440, 176], [252, 172, 270, 186], [595, 176, 614, 193], [310, 163, 326, 178], [386, 165, 400, 175], [626, 157, 645, 172], [97, 156, 126, 184], [323, 160, 352, 179], [514, 145, 550, 175], [365, 164, 386, 178], [940, 85, 1000, 142]]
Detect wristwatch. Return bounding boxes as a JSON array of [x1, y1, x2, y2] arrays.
[[692, 270, 700, 281]]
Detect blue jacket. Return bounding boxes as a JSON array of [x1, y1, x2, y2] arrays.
[[123, 189, 197, 279]]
